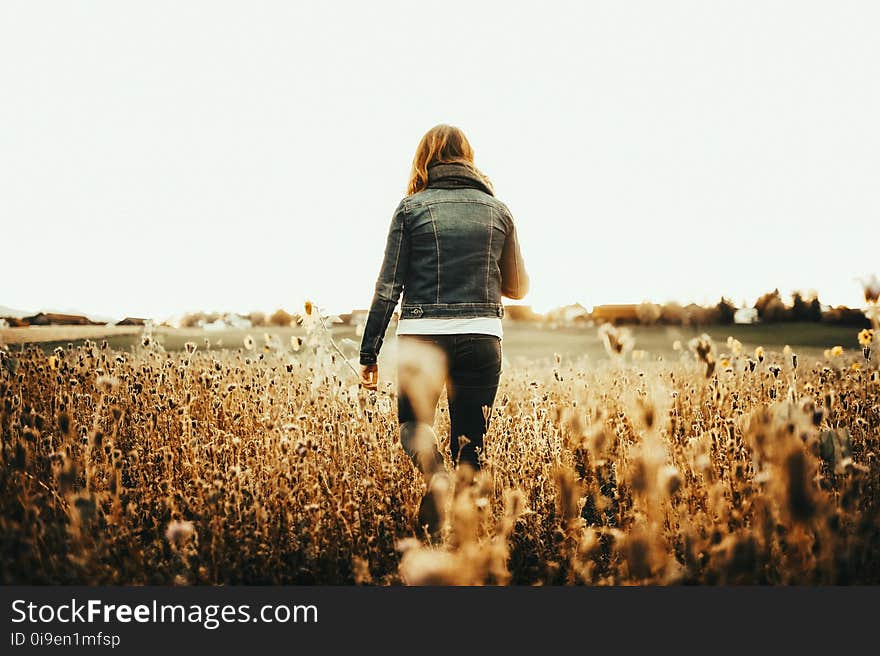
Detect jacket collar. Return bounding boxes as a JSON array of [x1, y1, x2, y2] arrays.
[[426, 162, 494, 196]]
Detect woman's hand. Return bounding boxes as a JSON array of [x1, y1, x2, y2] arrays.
[[360, 364, 378, 390]]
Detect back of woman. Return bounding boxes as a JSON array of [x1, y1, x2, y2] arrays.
[[396, 164, 523, 320], [359, 124, 528, 538]]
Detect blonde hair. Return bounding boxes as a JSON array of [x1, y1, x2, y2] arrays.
[[406, 124, 492, 195]]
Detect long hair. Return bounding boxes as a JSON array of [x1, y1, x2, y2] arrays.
[[406, 124, 492, 195]]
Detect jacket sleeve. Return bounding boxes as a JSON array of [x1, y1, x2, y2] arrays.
[[359, 201, 409, 365], [500, 207, 529, 300]]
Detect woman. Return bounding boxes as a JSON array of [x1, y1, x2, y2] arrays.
[[359, 124, 528, 531]]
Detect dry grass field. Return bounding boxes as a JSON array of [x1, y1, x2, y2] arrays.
[[0, 325, 143, 346], [1, 312, 878, 584]]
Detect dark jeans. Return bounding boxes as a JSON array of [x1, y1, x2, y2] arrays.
[[397, 333, 502, 472]]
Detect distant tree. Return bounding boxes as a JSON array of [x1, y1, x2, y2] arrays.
[[660, 302, 686, 325], [822, 305, 871, 327], [636, 302, 662, 325], [180, 312, 204, 328], [248, 311, 267, 327], [268, 308, 294, 327], [755, 289, 787, 322], [790, 291, 807, 321], [505, 305, 542, 322], [686, 303, 711, 327], [789, 291, 823, 322], [806, 296, 822, 322], [715, 297, 737, 324]]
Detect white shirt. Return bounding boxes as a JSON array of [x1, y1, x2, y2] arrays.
[[396, 317, 503, 338]]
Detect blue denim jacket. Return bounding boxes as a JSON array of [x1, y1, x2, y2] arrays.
[[359, 162, 528, 365]]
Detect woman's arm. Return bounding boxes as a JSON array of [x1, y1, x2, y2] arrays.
[[359, 201, 409, 368], [500, 208, 529, 300]]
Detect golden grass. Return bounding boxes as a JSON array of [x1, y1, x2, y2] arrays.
[[0, 325, 142, 345], [1, 323, 878, 585]]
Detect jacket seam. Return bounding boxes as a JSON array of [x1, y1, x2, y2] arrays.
[[506, 211, 520, 297], [486, 211, 493, 303], [413, 198, 498, 209], [427, 204, 440, 304], [386, 209, 403, 303], [381, 207, 405, 346], [402, 302, 503, 307]]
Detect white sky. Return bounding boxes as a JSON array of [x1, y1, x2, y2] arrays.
[[1, 1, 878, 320]]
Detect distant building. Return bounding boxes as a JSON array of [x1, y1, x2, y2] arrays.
[[0, 317, 28, 327], [202, 318, 228, 331], [224, 314, 253, 330], [591, 304, 639, 324], [734, 307, 759, 324], [116, 317, 148, 326], [25, 313, 50, 326], [23, 312, 102, 326]]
